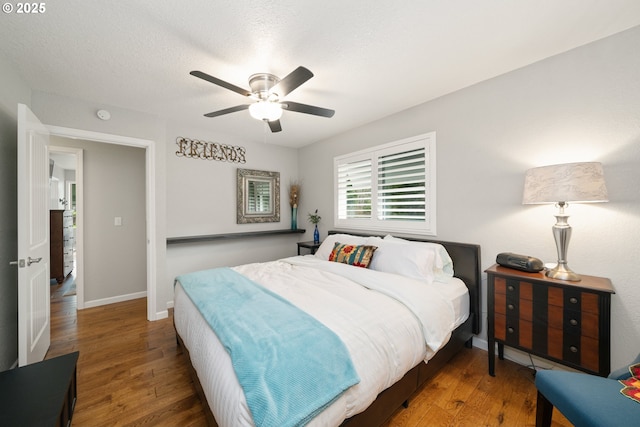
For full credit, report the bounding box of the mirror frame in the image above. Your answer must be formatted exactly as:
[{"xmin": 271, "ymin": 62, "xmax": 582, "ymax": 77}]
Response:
[{"xmin": 237, "ymin": 168, "xmax": 280, "ymax": 224}]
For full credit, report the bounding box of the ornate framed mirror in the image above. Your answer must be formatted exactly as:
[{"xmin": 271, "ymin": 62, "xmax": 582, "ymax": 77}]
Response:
[{"xmin": 237, "ymin": 168, "xmax": 280, "ymax": 223}]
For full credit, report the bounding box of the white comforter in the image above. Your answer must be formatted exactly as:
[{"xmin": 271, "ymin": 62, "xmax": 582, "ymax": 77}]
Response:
[{"xmin": 173, "ymin": 256, "xmax": 468, "ymax": 427}]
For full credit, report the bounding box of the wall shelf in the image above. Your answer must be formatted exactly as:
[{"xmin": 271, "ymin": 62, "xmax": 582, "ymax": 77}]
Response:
[{"xmin": 166, "ymin": 229, "xmax": 306, "ymax": 245}]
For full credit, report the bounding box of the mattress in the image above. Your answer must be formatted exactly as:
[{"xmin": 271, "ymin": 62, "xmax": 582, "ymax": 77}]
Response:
[
  {"xmin": 174, "ymin": 256, "xmax": 469, "ymax": 427},
  {"xmin": 430, "ymin": 276, "xmax": 470, "ymax": 330}
]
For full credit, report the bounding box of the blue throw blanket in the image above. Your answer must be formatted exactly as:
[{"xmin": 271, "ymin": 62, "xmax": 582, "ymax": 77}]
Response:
[{"xmin": 176, "ymin": 267, "xmax": 360, "ymax": 427}]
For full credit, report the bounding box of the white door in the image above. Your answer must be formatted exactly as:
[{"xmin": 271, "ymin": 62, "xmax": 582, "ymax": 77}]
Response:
[{"xmin": 16, "ymin": 103, "xmax": 51, "ymax": 366}]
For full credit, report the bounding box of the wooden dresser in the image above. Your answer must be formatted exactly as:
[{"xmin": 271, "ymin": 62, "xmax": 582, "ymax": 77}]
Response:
[
  {"xmin": 50, "ymin": 209, "xmax": 74, "ymax": 283},
  {"xmin": 486, "ymin": 264, "xmax": 614, "ymax": 377}
]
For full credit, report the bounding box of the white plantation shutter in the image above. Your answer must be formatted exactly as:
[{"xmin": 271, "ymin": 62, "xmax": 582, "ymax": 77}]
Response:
[
  {"xmin": 377, "ymin": 146, "xmax": 426, "ymax": 221},
  {"xmin": 334, "ymin": 133, "xmax": 436, "ymax": 235}
]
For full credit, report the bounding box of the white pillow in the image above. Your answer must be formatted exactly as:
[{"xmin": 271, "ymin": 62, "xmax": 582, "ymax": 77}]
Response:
[
  {"xmin": 366, "ymin": 238, "xmax": 437, "ymax": 282},
  {"xmin": 314, "ymin": 233, "xmax": 369, "ymax": 260},
  {"xmin": 369, "ymin": 235, "xmax": 454, "ymax": 281}
]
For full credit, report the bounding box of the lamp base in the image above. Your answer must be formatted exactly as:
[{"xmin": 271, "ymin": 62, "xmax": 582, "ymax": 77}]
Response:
[
  {"xmin": 547, "ymin": 204, "xmax": 581, "ymax": 282},
  {"xmin": 546, "ymin": 263, "xmax": 581, "ymax": 281}
]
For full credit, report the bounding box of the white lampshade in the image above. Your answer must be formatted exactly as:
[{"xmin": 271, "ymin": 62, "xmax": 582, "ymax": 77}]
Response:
[
  {"xmin": 249, "ymin": 101, "xmax": 283, "ymax": 121},
  {"xmin": 522, "ymin": 162, "xmax": 608, "ymax": 205}
]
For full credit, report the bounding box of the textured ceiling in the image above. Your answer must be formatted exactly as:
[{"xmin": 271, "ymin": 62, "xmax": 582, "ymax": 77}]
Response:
[{"xmin": 1, "ymin": 0, "xmax": 639, "ymax": 147}]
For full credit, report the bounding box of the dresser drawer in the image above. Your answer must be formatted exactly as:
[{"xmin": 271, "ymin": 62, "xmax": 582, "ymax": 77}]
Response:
[
  {"xmin": 547, "ymin": 285, "xmax": 602, "ymax": 370},
  {"xmin": 493, "ymin": 277, "xmax": 534, "ymax": 349}
]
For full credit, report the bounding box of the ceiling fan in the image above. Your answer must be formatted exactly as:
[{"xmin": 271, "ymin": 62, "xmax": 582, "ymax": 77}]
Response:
[{"xmin": 190, "ymin": 66, "xmax": 335, "ymax": 133}]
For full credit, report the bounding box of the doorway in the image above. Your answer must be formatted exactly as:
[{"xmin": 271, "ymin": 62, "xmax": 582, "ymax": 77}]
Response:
[
  {"xmin": 48, "ymin": 148, "xmax": 80, "ymax": 306},
  {"xmin": 46, "ymin": 126, "xmax": 158, "ymax": 321}
]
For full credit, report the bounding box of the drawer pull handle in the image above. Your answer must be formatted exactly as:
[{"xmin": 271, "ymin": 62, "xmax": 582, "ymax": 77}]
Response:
[
  {"xmin": 507, "ymin": 327, "xmax": 514, "ymax": 334},
  {"xmin": 570, "ymin": 297, "xmax": 578, "ymax": 304},
  {"xmin": 570, "ymin": 346, "xmax": 578, "ymax": 353},
  {"xmin": 508, "ymin": 285, "xmax": 514, "ymax": 291},
  {"xmin": 507, "ymin": 304, "xmax": 514, "ymax": 310},
  {"xmin": 570, "ymin": 319, "xmax": 578, "ymax": 326}
]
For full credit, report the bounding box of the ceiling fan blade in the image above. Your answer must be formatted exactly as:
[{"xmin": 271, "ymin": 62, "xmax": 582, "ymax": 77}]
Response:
[
  {"xmin": 190, "ymin": 70, "xmax": 252, "ymax": 97},
  {"xmin": 268, "ymin": 119, "xmax": 282, "ymax": 133},
  {"xmin": 204, "ymin": 104, "xmax": 250, "ymax": 118},
  {"xmin": 281, "ymin": 101, "xmax": 335, "ymax": 118},
  {"xmin": 271, "ymin": 66, "xmax": 313, "ymax": 97}
]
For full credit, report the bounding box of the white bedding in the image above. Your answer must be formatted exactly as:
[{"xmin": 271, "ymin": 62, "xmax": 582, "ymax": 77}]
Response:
[{"xmin": 174, "ymin": 256, "xmax": 469, "ymax": 427}]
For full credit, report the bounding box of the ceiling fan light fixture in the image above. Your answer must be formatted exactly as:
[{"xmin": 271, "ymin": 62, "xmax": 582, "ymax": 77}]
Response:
[
  {"xmin": 249, "ymin": 101, "xmax": 283, "ymax": 121},
  {"xmin": 192, "ymin": 66, "xmax": 333, "ymax": 132}
]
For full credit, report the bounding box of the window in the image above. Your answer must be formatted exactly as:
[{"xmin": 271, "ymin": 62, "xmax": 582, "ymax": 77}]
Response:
[{"xmin": 334, "ymin": 132, "xmax": 436, "ymax": 235}]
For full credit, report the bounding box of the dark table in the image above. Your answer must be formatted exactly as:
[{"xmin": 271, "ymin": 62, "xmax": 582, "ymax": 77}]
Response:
[{"xmin": 0, "ymin": 351, "xmax": 79, "ymax": 427}]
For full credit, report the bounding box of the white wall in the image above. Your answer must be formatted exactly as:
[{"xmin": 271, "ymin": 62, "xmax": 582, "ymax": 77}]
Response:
[
  {"xmin": 0, "ymin": 53, "xmax": 31, "ymax": 370},
  {"xmin": 164, "ymin": 121, "xmax": 300, "ymax": 291},
  {"xmin": 298, "ymin": 26, "xmax": 640, "ymax": 369}
]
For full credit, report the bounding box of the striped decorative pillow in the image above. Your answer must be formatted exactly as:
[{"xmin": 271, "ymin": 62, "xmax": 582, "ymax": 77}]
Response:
[{"xmin": 328, "ymin": 242, "xmax": 378, "ymax": 268}]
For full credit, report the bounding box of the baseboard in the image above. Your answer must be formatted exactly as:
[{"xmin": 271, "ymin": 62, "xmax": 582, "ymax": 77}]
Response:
[
  {"xmin": 472, "ymin": 336, "xmax": 488, "ymax": 351},
  {"xmin": 154, "ymin": 310, "xmax": 169, "ymax": 320},
  {"xmin": 472, "ymin": 336, "xmax": 574, "ymax": 372},
  {"xmin": 82, "ymin": 291, "xmax": 147, "ymax": 309}
]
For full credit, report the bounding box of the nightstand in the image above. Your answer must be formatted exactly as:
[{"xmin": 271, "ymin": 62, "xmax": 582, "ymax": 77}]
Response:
[
  {"xmin": 297, "ymin": 240, "xmax": 321, "ymax": 255},
  {"xmin": 0, "ymin": 351, "xmax": 79, "ymax": 426},
  {"xmin": 486, "ymin": 264, "xmax": 614, "ymax": 377}
]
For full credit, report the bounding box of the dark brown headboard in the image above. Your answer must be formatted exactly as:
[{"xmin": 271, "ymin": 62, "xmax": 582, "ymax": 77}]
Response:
[{"xmin": 328, "ymin": 230, "xmax": 481, "ymax": 335}]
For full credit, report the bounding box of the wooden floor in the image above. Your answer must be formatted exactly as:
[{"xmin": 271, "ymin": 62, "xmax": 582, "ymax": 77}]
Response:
[{"xmin": 48, "ymin": 275, "xmax": 572, "ymax": 427}]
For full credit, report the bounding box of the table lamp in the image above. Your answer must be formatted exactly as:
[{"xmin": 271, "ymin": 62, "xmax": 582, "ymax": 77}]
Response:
[{"xmin": 522, "ymin": 162, "xmax": 608, "ymax": 281}]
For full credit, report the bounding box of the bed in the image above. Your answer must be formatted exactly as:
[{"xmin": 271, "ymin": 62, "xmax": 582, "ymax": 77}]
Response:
[{"xmin": 174, "ymin": 230, "xmax": 481, "ymax": 427}]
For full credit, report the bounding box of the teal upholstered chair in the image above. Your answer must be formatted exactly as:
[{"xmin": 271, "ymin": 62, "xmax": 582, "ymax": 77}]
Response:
[{"xmin": 535, "ymin": 353, "xmax": 640, "ymax": 427}]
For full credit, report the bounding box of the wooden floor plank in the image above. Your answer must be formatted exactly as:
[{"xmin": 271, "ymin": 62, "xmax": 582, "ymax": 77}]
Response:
[{"xmin": 48, "ymin": 274, "xmax": 572, "ymax": 426}]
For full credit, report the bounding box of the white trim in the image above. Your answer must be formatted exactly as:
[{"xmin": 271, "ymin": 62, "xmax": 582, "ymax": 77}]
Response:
[
  {"xmin": 47, "ymin": 126, "xmax": 153, "ymax": 148},
  {"xmin": 83, "ymin": 291, "xmax": 148, "ymax": 309},
  {"xmin": 334, "ymin": 132, "xmax": 437, "ymax": 236},
  {"xmin": 46, "ymin": 125, "xmax": 160, "ymax": 321}
]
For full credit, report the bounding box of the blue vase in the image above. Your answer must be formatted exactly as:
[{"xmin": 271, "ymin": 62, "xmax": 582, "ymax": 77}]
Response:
[
  {"xmin": 313, "ymin": 224, "xmax": 320, "ymax": 244},
  {"xmin": 291, "ymin": 207, "xmax": 298, "ymax": 230}
]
